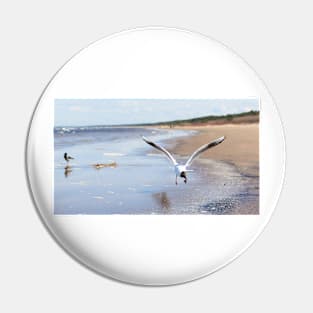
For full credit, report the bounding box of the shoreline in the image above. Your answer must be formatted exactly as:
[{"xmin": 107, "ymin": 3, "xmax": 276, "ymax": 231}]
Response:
[
  {"xmin": 54, "ymin": 124, "xmax": 259, "ymax": 214},
  {"xmin": 173, "ymin": 123, "xmax": 259, "ymax": 214},
  {"xmin": 160, "ymin": 123, "xmax": 259, "ymax": 214},
  {"xmin": 159, "ymin": 123, "xmax": 259, "ymax": 178}
]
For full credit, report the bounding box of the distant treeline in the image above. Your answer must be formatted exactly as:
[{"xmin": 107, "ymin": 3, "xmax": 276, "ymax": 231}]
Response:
[{"xmin": 133, "ymin": 110, "xmax": 259, "ymax": 126}]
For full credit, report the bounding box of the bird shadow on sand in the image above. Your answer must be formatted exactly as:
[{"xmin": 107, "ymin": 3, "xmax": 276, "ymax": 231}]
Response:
[{"xmin": 152, "ymin": 192, "xmax": 172, "ymax": 213}]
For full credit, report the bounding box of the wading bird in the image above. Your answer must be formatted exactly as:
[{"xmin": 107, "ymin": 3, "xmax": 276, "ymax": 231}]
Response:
[
  {"xmin": 64, "ymin": 152, "xmax": 74, "ymax": 163},
  {"xmin": 142, "ymin": 136, "xmax": 225, "ymax": 185}
]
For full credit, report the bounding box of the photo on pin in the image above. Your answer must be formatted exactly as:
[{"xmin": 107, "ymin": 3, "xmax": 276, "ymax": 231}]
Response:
[{"xmin": 54, "ymin": 98, "xmax": 259, "ymax": 215}]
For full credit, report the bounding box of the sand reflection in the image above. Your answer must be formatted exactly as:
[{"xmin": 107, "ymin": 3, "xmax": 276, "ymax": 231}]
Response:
[
  {"xmin": 153, "ymin": 192, "xmax": 171, "ymax": 212},
  {"xmin": 64, "ymin": 165, "xmax": 72, "ymax": 177}
]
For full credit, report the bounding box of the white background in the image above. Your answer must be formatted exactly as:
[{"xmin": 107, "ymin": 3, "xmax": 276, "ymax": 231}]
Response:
[{"xmin": 0, "ymin": 0, "xmax": 311, "ymax": 312}]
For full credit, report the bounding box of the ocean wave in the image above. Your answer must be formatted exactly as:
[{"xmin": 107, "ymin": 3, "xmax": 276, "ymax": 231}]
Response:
[
  {"xmin": 103, "ymin": 152, "xmax": 125, "ymax": 156},
  {"xmin": 146, "ymin": 153, "xmax": 163, "ymax": 157},
  {"xmin": 93, "ymin": 196, "xmax": 104, "ymax": 200},
  {"xmin": 54, "ymin": 126, "xmax": 147, "ymax": 135}
]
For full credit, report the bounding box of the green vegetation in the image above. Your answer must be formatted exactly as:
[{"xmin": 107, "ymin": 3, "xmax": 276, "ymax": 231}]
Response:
[{"xmin": 134, "ymin": 110, "xmax": 259, "ymax": 126}]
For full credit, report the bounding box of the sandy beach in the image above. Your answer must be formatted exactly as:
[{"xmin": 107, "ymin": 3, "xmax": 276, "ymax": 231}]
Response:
[
  {"xmin": 165, "ymin": 123, "xmax": 259, "ymax": 214},
  {"xmin": 54, "ymin": 121, "xmax": 259, "ymax": 214},
  {"xmin": 172, "ymin": 123, "xmax": 259, "ymax": 177},
  {"xmin": 139, "ymin": 121, "xmax": 260, "ymax": 215}
]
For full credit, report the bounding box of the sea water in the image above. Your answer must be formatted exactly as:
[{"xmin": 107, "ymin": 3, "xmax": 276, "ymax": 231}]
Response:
[{"xmin": 54, "ymin": 127, "xmax": 258, "ymax": 214}]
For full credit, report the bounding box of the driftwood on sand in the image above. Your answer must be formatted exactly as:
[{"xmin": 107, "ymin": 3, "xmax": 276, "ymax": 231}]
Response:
[{"xmin": 92, "ymin": 162, "xmax": 117, "ymax": 169}]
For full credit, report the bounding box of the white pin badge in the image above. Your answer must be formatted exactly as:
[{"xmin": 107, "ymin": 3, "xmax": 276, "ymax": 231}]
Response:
[{"xmin": 26, "ymin": 27, "xmax": 285, "ymax": 285}]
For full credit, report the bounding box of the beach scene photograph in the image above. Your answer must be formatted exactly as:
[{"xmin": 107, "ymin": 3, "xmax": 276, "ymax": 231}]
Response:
[{"xmin": 54, "ymin": 99, "xmax": 259, "ymax": 214}]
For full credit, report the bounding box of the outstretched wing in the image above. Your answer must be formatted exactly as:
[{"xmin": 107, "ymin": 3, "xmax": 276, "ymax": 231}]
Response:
[
  {"xmin": 185, "ymin": 136, "xmax": 225, "ymax": 167},
  {"xmin": 142, "ymin": 136, "xmax": 177, "ymax": 165}
]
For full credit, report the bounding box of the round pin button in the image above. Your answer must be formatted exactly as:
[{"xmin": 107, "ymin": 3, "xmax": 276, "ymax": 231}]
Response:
[{"xmin": 26, "ymin": 27, "xmax": 285, "ymax": 285}]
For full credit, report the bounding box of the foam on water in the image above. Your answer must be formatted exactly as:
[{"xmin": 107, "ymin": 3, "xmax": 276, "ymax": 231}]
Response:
[{"xmin": 103, "ymin": 152, "xmax": 125, "ymax": 156}]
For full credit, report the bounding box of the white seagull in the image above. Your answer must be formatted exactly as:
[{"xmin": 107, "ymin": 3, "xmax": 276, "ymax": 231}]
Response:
[{"xmin": 142, "ymin": 136, "xmax": 225, "ymax": 184}]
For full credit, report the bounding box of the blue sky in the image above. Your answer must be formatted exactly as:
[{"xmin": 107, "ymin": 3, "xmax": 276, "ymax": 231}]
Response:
[{"xmin": 54, "ymin": 98, "xmax": 259, "ymax": 126}]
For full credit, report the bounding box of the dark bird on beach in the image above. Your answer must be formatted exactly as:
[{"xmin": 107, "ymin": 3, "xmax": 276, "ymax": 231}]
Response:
[
  {"xmin": 64, "ymin": 152, "xmax": 74, "ymax": 163},
  {"xmin": 142, "ymin": 136, "xmax": 225, "ymax": 185}
]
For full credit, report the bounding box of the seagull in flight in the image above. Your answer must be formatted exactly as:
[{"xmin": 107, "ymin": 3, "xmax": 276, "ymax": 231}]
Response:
[
  {"xmin": 142, "ymin": 136, "xmax": 225, "ymax": 184},
  {"xmin": 64, "ymin": 152, "xmax": 74, "ymax": 163}
]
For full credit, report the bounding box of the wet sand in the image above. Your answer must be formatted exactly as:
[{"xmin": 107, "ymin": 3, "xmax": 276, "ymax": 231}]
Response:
[
  {"xmin": 54, "ymin": 124, "xmax": 259, "ymax": 214},
  {"xmin": 164, "ymin": 123, "xmax": 259, "ymax": 214}
]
